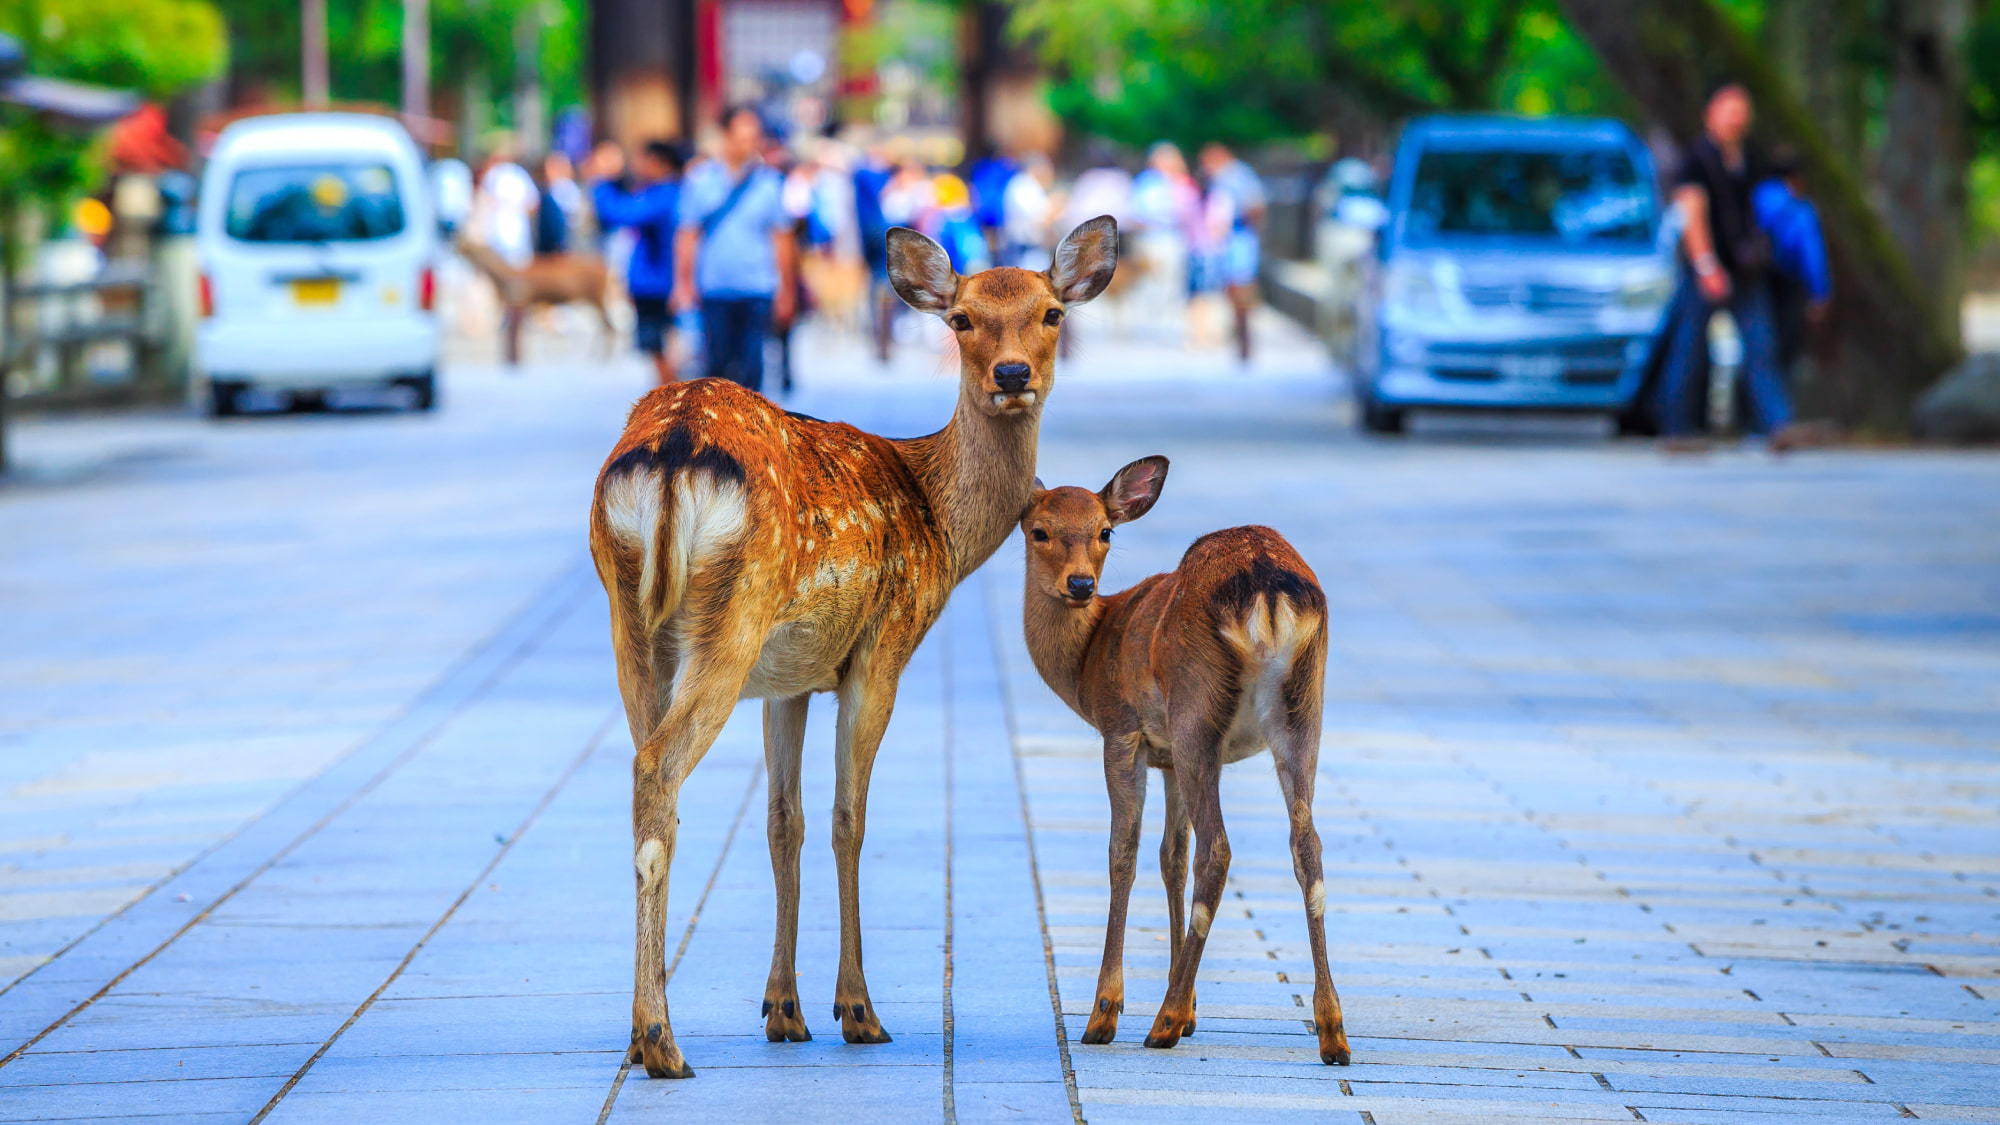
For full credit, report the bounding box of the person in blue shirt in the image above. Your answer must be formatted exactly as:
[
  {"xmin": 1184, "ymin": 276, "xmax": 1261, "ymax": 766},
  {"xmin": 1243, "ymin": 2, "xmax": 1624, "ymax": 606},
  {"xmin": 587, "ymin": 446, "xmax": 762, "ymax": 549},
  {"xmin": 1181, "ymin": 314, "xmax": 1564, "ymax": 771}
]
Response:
[
  {"xmin": 673, "ymin": 106, "xmax": 798, "ymax": 395},
  {"xmin": 1752, "ymin": 148, "xmax": 1832, "ymax": 382},
  {"xmin": 590, "ymin": 140, "xmax": 686, "ymax": 386}
]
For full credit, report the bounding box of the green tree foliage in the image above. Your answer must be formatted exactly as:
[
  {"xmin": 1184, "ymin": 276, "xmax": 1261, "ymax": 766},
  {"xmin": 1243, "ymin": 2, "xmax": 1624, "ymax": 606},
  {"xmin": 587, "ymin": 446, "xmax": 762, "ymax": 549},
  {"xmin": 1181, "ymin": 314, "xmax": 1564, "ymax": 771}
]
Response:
[
  {"xmin": 0, "ymin": 0, "xmax": 225, "ymax": 254},
  {"xmin": 212, "ymin": 0, "xmax": 586, "ymax": 129},
  {"xmin": 1008, "ymin": 0, "xmax": 1616, "ymax": 151}
]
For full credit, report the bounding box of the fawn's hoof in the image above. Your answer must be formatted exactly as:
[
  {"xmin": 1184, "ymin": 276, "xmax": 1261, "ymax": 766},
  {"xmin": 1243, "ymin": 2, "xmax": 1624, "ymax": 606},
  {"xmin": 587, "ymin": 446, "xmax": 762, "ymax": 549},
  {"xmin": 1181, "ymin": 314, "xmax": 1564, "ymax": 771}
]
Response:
[
  {"xmin": 836, "ymin": 1001, "xmax": 892, "ymax": 1044},
  {"xmin": 762, "ymin": 996, "xmax": 811, "ymax": 1043},
  {"xmin": 1143, "ymin": 1010, "xmax": 1188, "ymax": 1050},
  {"xmin": 1081, "ymin": 996, "xmax": 1121, "ymax": 1044},
  {"xmin": 630, "ymin": 1023, "xmax": 694, "ymax": 1079},
  {"xmin": 1320, "ymin": 1022, "xmax": 1352, "ymax": 1065}
]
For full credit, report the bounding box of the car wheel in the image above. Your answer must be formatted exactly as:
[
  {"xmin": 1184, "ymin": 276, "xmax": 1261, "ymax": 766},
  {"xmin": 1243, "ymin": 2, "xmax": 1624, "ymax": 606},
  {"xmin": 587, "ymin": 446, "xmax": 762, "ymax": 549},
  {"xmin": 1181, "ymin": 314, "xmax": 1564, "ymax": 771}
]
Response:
[
  {"xmin": 1359, "ymin": 395, "xmax": 1406, "ymax": 434},
  {"xmin": 404, "ymin": 370, "xmax": 438, "ymax": 412},
  {"xmin": 207, "ymin": 380, "xmax": 245, "ymax": 418}
]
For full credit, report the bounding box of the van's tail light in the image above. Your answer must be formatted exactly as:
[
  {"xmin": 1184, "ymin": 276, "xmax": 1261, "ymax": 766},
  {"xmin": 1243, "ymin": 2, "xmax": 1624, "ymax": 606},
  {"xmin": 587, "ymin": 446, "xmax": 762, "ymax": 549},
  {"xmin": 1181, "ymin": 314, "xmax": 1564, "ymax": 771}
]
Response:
[
  {"xmin": 417, "ymin": 266, "xmax": 436, "ymax": 312},
  {"xmin": 198, "ymin": 273, "xmax": 214, "ymax": 318}
]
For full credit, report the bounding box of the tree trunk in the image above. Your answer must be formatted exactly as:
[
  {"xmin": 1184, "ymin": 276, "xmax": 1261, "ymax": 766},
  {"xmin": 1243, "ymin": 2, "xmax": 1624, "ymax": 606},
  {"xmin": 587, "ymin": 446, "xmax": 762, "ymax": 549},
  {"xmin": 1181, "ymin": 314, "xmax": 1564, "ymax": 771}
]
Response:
[{"xmin": 1557, "ymin": 0, "xmax": 1965, "ymax": 432}]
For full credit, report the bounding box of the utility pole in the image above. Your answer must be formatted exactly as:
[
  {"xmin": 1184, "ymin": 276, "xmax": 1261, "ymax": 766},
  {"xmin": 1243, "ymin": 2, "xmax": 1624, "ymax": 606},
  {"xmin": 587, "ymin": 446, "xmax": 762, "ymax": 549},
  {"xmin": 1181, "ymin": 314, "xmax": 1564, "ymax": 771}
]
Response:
[
  {"xmin": 402, "ymin": 0, "xmax": 430, "ymax": 132},
  {"xmin": 513, "ymin": 3, "xmax": 544, "ymax": 156},
  {"xmin": 302, "ymin": 0, "xmax": 329, "ymax": 107}
]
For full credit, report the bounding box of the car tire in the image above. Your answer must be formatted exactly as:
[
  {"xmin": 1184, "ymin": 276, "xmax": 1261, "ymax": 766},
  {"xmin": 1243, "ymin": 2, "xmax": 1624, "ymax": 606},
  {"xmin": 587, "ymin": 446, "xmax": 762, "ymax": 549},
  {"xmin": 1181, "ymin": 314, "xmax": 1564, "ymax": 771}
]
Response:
[
  {"xmin": 207, "ymin": 380, "xmax": 245, "ymax": 418},
  {"xmin": 1359, "ymin": 395, "xmax": 1406, "ymax": 434},
  {"xmin": 406, "ymin": 370, "xmax": 438, "ymax": 412}
]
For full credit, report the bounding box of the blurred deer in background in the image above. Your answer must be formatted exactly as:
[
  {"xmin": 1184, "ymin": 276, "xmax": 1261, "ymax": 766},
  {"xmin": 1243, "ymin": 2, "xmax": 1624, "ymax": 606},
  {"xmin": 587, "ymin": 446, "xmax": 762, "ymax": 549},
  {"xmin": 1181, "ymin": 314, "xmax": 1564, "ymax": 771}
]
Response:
[
  {"xmin": 1016, "ymin": 457, "xmax": 1350, "ymax": 1066},
  {"xmin": 588, "ymin": 217, "xmax": 1118, "ymax": 1078},
  {"xmin": 455, "ymin": 236, "xmax": 615, "ymax": 364}
]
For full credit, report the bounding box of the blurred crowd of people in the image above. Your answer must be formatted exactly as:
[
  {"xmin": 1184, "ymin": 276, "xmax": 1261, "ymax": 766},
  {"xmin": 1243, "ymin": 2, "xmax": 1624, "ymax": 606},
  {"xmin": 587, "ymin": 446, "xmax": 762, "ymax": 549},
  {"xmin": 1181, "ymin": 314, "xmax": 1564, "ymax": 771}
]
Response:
[{"xmin": 452, "ymin": 105, "xmax": 1275, "ymax": 394}]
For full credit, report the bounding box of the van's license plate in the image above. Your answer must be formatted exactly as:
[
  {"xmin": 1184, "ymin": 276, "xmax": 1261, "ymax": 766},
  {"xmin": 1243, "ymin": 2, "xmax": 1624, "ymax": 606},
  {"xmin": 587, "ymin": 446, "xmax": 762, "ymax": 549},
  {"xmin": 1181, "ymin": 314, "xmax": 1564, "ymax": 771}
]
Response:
[
  {"xmin": 1498, "ymin": 354, "xmax": 1563, "ymax": 381},
  {"xmin": 292, "ymin": 278, "xmax": 341, "ymax": 306}
]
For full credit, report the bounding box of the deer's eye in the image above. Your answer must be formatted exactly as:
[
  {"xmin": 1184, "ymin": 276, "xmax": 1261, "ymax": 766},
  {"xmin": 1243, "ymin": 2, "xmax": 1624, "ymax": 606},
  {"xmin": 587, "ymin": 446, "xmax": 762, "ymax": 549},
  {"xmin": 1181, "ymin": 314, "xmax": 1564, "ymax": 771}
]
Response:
[
  {"xmin": 1030, "ymin": 528, "xmax": 1049, "ymax": 542},
  {"xmin": 949, "ymin": 313, "xmax": 973, "ymax": 332},
  {"xmin": 1043, "ymin": 308, "xmax": 1064, "ymax": 326},
  {"xmin": 1099, "ymin": 528, "xmax": 1112, "ymax": 543}
]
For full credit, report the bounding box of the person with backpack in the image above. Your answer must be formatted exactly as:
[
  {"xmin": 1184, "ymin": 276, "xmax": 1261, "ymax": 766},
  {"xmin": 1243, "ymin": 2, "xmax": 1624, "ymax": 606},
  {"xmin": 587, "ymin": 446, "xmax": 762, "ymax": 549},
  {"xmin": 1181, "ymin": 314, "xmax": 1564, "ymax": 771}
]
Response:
[
  {"xmin": 1753, "ymin": 147, "xmax": 1832, "ymax": 383},
  {"xmin": 673, "ymin": 105, "xmax": 798, "ymax": 394},
  {"xmin": 589, "ymin": 140, "xmax": 686, "ymax": 386}
]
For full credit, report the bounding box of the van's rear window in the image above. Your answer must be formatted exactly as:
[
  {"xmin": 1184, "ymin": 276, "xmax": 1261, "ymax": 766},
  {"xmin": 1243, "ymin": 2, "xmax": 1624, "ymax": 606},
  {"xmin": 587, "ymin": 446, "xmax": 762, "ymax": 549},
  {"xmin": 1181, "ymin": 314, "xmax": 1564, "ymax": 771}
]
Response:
[{"xmin": 225, "ymin": 163, "xmax": 405, "ymax": 242}]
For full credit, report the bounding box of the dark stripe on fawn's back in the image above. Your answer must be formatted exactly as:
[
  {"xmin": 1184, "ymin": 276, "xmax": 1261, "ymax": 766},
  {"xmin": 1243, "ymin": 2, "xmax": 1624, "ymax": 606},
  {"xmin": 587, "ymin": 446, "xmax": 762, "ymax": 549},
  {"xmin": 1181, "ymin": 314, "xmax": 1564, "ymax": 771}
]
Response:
[{"xmin": 1209, "ymin": 555, "xmax": 1326, "ymax": 616}]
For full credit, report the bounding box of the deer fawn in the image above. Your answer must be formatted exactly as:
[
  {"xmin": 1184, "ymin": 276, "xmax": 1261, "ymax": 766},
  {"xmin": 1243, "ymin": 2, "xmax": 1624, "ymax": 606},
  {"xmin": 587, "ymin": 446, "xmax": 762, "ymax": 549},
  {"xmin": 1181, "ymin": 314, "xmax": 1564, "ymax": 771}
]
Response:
[
  {"xmin": 1017, "ymin": 457, "xmax": 1350, "ymax": 1065},
  {"xmin": 588, "ymin": 217, "xmax": 1118, "ymax": 1078}
]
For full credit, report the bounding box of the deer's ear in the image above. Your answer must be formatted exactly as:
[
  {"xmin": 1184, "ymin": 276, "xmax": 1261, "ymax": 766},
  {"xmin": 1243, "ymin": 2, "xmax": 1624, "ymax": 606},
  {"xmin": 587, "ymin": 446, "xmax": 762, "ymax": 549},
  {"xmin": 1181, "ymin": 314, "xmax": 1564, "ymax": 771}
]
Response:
[
  {"xmin": 1048, "ymin": 215, "xmax": 1118, "ymax": 305},
  {"xmin": 1101, "ymin": 455, "xmax": 1168, "ymax": 525},
  {"xmin": 886, "ymin": 227, "xmax": 957, "ymax": 313},
  {"xmin": 1032, "ymin": 476, "xmax": 1046, "ymax": 491}
]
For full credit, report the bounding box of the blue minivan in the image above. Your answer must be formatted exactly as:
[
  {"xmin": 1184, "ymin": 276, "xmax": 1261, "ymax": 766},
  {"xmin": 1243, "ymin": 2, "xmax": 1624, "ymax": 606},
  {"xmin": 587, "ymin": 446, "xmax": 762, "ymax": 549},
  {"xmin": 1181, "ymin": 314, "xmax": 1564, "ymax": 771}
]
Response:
[{"xmin": 1353, "ymin": 115, "xmax": 1672, "ymax": 432}]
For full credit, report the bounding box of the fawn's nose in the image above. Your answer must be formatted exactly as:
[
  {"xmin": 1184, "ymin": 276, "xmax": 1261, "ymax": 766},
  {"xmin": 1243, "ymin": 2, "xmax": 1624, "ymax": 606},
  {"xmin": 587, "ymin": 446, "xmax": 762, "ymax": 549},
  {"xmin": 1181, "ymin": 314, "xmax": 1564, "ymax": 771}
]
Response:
[
  {"xmin": 1065, "ymin": 575, "xmax": 1095, "ymax": 600},
  {"xmin": 993, "ymin": 363, "xmax": 1032, "ymax": 393}
]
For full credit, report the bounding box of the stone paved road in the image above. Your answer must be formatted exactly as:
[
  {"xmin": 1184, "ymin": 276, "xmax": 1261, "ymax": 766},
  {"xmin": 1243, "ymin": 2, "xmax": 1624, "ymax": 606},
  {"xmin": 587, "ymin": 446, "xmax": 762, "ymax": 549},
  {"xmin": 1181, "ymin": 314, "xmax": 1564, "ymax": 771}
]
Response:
[{"xmin": 2, "ymin": 310, "xmax": 1998, "ymax": 1123}]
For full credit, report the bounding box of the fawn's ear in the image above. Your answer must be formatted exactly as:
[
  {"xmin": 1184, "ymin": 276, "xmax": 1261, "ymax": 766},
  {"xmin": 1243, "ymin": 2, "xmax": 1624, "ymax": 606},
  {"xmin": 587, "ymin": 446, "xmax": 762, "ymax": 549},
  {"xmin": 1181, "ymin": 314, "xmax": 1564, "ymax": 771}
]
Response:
[
  {"xmin": 1101, "ymin": 456, "xmax": 1168, "ymax": 525},
  {"xmin": 886, "ymin": 227, "xmax": 958, "ymax": 313},
  {"xmin": 1048, "ymin": 215, "xmax": 1118, "ymax": 305},
  {"xmin": 1019, "ymin": 478, "xmax": 1048, "ymax": 522}
]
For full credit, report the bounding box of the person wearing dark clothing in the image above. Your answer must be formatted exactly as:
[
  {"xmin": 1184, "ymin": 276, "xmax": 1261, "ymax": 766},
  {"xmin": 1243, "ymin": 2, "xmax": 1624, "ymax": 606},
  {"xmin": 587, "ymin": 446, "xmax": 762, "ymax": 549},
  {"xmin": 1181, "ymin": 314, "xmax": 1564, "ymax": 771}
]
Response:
[
  {"xmin": 1652, "ymin": 83, "xmax": 1807, "ymax": 448},
  {"xmin": 590, "ymin": 140, "xmax": 685, "ymax": 385},
  {"xmin": 1753, "ymin": 150, "xmax": 1832, "ymax": 378}
]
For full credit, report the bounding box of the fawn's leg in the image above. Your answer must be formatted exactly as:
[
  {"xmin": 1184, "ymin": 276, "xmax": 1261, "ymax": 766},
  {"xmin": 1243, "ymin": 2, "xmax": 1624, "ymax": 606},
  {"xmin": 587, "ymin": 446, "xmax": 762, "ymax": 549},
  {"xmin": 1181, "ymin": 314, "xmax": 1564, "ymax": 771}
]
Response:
[
  {"xmin": 1270, "ymin": 711, "xmax": 1350, "ymax": 1064},
  {"xmin": 829, "ymin": 649, "xmax": 905, "ymax": 1044},
  {"xmin": 628, "ymin": 646, "xmax": 758, "ymax": 1079},
  {"xmin": 761, "ymin": 693, "xmax": 812, "ymax": 1042},
  {"xmin": 1158, "ymin": 769, "xmax": 1196, "ymax": 1036},
  {"xmin": 1082, "ymin": 730, "xmax": 1148, "ymax": 1044},
  {"xmin": 1147, "ymin": 718, "xmax": 1228, "ymax": 1050}
]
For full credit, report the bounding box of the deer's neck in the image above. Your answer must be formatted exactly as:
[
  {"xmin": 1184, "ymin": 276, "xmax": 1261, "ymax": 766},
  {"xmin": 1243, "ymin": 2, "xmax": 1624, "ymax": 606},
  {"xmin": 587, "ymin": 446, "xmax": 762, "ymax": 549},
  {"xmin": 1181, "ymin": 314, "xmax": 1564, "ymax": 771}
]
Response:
[
  {"xmin": 904, "ymin": 393, "xmax": 1041, "ymax": 583},
  {"xmin": 1021, "ymin": 584, "xmax": 1103, "ymax": 716}
]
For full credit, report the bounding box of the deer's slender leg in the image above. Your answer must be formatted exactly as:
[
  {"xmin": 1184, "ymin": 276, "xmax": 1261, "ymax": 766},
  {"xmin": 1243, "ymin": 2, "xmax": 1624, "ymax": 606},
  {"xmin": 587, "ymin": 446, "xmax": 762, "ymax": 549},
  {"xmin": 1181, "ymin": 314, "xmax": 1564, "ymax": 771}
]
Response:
[
  {"xmin": 1147, "ymin": 711, "xmax": 1229, "ymax": 1050},
  {"xmin": 629, "ymin": 644, "xmax": 758, "ymax": 1079},
  {"xmin": 1158, "ymin": 767, "xmax": 1196, "ymax": 1037},
  {"xmin": 1269, "ymin": 705, "xmax": 1349, "ymax": 1065},
  {"xmin": 761, "ymin": 693, "xmax": 812, "ymax": 1042},
  {"xmin": 829, "ymin": 647, "xmax": 904, "ymax": 1044},
  {"xmin": 1082, "ymin": 729, "xmax": 1147, "ymax": 1045}
]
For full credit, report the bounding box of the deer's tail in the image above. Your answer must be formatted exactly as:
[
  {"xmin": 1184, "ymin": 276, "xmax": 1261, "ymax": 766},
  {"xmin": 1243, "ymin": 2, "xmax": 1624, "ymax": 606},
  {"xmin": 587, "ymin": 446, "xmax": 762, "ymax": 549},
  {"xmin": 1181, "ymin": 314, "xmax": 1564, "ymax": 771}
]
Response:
[{"xmin": 594, "ymin": 427, "xmax": 751, "ymax": 633}]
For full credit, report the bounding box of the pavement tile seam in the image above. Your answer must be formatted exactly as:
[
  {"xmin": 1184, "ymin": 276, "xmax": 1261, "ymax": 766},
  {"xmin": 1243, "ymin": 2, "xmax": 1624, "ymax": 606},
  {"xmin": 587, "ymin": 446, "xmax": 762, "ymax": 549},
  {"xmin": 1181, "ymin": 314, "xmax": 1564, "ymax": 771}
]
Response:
[
  {"xmin": 245, "ymin": 715, "xmax": 616, "ymax": 1121},
  {"xmin": 0, "ymin": 562, "xmax": 595, "ymax": 1070}
]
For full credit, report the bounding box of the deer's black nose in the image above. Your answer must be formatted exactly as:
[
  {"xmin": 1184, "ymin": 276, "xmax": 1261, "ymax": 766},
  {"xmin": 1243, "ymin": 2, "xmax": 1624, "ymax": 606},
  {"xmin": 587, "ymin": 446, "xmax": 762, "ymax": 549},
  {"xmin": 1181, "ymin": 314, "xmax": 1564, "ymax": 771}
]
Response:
[
  {"xmin": 994, "ymin": 363, "xmax": 1032, "ymax": 393},
  {"xmin": 1066, "ymin": 575, "xmax": 1095, "ymax": 600}
]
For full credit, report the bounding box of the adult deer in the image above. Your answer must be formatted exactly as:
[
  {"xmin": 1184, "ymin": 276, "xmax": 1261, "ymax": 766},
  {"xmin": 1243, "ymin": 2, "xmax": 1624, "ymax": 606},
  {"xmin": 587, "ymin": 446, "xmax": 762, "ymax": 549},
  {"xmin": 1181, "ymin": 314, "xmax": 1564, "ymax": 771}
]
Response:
[
  {"xmin": 1016, "ymin": 458, "xmax": 1350, "ymax": 1065},
  {"xmin": 588, "ymin": 217, "xmax": 1117, "ymax": 1078}
]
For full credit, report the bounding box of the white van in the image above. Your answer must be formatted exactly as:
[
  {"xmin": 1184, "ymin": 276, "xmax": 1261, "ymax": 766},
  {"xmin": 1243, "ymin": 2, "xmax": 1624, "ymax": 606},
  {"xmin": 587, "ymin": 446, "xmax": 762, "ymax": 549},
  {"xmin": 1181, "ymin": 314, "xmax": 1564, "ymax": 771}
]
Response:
[{"xmin": 197, "ymin": 113, "xmax": 439, "ymax": 415}]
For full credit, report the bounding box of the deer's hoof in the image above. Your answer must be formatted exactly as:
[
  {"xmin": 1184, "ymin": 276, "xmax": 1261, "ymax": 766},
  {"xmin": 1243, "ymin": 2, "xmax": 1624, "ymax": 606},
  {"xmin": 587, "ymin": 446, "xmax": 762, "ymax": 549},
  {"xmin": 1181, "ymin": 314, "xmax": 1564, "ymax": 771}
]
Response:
[
  {"xmin": 631, "ymin": 1023, "xmax": 694, "ymax": 1079},
  {"xmin": 836, "ymin": 1001, "xmax": 892, "ymax": 1044},
  {"xmin": 1142, "ymin": 1011, "xmax": 1187, "ymax": 1050},
  {"xmin": 1319, "ymin": 1022, "xmax": 1352, "ymax": 1066},
  {"xmin": 1081, "ymin": 995, "xmax": 1121, "ymax": 1044},
  {"xmin": 762, "ymin": 996, "xmax": 811, "ymax": 1043}
]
